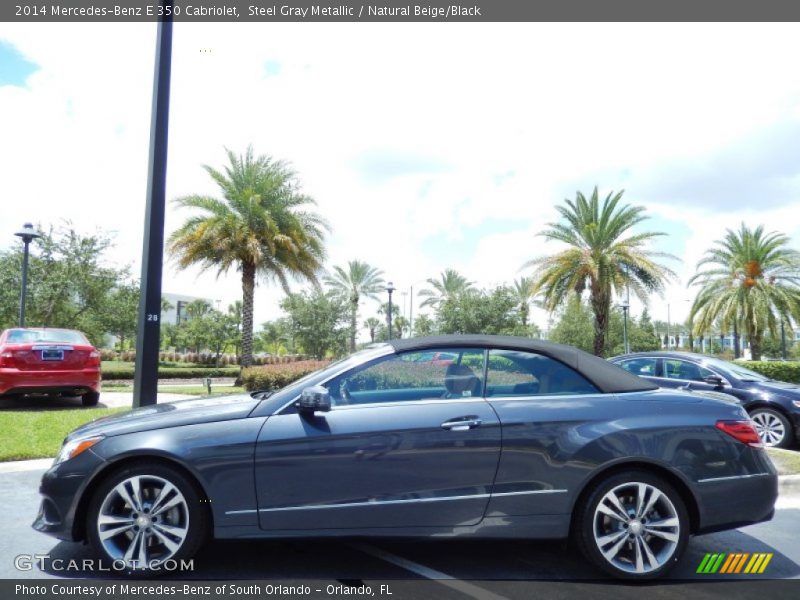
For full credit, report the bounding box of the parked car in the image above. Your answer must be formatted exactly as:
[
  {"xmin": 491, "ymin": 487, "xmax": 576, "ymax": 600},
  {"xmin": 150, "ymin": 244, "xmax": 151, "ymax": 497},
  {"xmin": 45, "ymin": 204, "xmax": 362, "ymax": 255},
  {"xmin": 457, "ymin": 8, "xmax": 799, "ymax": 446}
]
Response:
[
  {"xmin": 610, "ymin": 351, "xmax": 800, "ymax": 449},
  {"xmin": 0, "ymin": 328, "xmax": 101, "ymax": 406},
  {"xmin": 34, "ymin": 335, "xmax": 776, "ymax": 579}
]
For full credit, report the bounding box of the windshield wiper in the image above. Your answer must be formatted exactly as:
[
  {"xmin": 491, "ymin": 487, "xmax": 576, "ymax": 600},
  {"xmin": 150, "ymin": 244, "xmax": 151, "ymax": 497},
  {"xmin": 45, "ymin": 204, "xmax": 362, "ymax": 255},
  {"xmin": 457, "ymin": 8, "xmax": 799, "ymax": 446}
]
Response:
[{"xmin": 249, "ymin": 390, "xmax": 274, "ymax": 400}]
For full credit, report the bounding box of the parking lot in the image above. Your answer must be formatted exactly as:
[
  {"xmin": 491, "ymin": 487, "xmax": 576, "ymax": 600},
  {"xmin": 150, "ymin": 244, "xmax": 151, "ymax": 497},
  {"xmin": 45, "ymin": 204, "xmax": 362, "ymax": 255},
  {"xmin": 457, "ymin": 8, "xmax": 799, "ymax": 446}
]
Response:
[{"xmin": 2, "ymin": 464, "xmax": 799, "ymax": 599}]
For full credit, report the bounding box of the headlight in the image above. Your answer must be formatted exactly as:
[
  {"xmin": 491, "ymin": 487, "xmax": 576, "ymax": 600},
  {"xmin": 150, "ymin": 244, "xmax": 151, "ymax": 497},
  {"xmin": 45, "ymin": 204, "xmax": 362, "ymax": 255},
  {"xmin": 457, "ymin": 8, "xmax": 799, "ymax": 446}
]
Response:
[
  {"xmin": 54, "ymin": 436, "xmax": 104, "ymax": 466},
  {"xmin": 793, "ymin": 400, "xmax": 800, "ymax": 409}
]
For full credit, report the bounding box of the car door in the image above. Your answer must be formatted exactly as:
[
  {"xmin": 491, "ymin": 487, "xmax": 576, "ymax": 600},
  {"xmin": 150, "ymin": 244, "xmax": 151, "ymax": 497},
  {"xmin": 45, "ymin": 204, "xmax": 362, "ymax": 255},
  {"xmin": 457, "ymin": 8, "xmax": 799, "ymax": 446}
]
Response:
[
  {"xmin": 253, "ymin": 347, "xmax": 502, "ymax": 531},
  {"xmin": 654, "ymin": 358, "xmax": 722, "ymax": 392}
]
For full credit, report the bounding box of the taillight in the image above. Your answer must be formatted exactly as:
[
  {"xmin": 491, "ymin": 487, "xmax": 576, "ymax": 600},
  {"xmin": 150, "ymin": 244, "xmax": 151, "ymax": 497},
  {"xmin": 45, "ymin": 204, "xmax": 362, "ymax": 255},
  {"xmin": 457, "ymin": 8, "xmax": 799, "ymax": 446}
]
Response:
[
  {"xmin": 0, "ymin": 351, "xmax": 12, "ymax": 367},
  {"xmin": 87, "ymin": 350, "xmax": 101, "ymax": 367},
  {"xmin": 715, "ymin": 420, "xmax": 763, "ymax": 448}
]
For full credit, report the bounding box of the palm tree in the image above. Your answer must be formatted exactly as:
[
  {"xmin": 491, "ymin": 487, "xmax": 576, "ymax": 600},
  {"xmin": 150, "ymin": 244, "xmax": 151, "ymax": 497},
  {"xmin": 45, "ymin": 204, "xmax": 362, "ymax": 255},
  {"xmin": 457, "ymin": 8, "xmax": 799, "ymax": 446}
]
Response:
[
  {"xmin": 363, "ymin": 317, "xmax": 380, "ymax": 343},
  {"xmin": 324, "ymin": 260, "xmax": 385, "ymax": 352},
  {"xmin": 688, "ymin": 223, "xmax": 800, "ymax": 361},
  {"xmin": 418, "ymin": 269, "xmax": 473, "ymax": 308},
  {"xmin": 511, "ymin": 276, "xmax": 539, "ymax": 327},
  {"xmin": 168, "ymin": 146, "xmax": 327, "ymax": 368},
  {"xmin": 525, "ymin": 187, "xmax": 676, "ymax": 357}
]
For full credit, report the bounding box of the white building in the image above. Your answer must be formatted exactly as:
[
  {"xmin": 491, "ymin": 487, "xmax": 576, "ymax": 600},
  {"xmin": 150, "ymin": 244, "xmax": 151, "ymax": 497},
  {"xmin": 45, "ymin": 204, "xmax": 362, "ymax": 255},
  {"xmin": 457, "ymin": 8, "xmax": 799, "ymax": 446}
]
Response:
[{"xmin": 161, "ymin": 293, "xmax": 218, "ymax": 326}]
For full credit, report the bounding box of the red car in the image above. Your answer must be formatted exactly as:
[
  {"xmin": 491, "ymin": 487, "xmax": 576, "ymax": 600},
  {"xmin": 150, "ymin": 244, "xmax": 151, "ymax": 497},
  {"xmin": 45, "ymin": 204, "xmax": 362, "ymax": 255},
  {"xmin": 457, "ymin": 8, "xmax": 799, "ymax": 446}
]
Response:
[{"xmin": 0, "ymin": 328, "xmax": 101, "ymax": 406}]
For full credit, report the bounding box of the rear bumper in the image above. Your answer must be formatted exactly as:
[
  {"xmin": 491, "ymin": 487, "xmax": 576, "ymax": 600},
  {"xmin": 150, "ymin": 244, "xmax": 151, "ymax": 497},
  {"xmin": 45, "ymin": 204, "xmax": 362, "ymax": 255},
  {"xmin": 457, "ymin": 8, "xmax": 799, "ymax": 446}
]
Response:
[
  {"xmin": 694, "ymin": 472, "xmax": 778, "ymax": 534},
  {"xmin": 0, "ymin": 367, "xmax": 100, "ymax": 395}
]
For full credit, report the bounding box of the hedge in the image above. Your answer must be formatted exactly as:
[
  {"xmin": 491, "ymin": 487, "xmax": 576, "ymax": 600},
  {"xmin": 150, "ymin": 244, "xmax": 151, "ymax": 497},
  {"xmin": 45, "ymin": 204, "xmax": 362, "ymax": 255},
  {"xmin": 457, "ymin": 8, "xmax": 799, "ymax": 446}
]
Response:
[
  {"xmin": 102, "ymin": 366, "xmax": 241, "ymax": 380},
  {"xmin": 241, "ymin": 361, "xmax": 331, "ymax": 391},
  {"xmin": 733, "ymin": 360, "xmax": 800, "ymax": 383}
]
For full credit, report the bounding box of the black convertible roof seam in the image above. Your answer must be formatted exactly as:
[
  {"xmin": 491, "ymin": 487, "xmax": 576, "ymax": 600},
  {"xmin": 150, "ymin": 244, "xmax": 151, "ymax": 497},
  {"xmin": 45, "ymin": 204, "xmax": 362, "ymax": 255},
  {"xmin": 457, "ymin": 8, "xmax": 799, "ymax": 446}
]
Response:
[{"xmin": 387, "ymin": 335, "xmax": 658, "ymax": 394}]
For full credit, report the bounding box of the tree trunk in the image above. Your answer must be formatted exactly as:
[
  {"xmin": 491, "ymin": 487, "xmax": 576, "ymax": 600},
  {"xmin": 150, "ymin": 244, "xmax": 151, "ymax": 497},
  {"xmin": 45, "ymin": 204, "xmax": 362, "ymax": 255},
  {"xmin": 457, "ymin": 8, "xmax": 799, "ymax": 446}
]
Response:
[
  {"xmin": 749, "ymin": 333, "xmax": 763, "ymax": 361},
  {"xmin": 590, "ymin": 290, "xmax": 609, "ymax": 357},
  {"xmin": 733, "ymin": 322, "xmax": 740, "ymax": 359},
  {"xmin": 349, "ymin": 300, "xmax": 357, "ymax": 353},
  {"xmin": 240, "ymin": 263, "xmax": 256, "ymax": 369}
]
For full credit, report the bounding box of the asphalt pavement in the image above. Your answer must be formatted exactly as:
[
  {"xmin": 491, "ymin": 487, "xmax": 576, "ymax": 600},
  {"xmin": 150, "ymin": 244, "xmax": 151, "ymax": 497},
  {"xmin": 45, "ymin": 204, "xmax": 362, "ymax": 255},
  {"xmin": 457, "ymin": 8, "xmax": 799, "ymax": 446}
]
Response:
[{"xmin": 1, "ymin": 464, "xmax": 799, "ymax": 599}]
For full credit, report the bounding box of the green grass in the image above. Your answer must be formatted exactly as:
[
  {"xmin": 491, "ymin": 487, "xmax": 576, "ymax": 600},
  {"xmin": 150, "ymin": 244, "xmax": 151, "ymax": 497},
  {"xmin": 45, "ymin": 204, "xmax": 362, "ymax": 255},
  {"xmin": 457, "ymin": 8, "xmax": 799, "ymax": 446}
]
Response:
[
  {"xmin": 767, "ymin": 447, "xmax": 800, "ymax": 476},
  {"xmin": 102, "ymin": 384, "xmax": 244, "ymax": 396},
  {"xmin": 0, "ymin": 407, "xmax": 128, "ymax": 462}
]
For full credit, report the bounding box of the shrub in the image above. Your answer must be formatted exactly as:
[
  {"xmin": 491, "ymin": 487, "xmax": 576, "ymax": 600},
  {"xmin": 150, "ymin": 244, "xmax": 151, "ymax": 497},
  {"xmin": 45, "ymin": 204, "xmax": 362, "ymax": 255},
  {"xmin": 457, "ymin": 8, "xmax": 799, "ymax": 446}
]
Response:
[
  {"xmin": 101, "ymin": 366, "xmax": 241, "ymax": 380},
  {"xmin": 733, "ymin": 360, "xmax": 800, "ymax": 383},
  {"xmin": 241, "ymin": 361, "xmax": 331, "ymax": 391},
  {"xmin": 99, "ymin": 349, "xmax": 118, "ymax": 361}
]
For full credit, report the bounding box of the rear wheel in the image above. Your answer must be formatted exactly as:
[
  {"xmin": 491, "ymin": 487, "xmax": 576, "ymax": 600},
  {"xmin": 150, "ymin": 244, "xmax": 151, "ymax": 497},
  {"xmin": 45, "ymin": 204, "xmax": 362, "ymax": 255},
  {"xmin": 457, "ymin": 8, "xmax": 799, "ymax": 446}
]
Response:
[
  {"xmin": 82, "ymin": 391, "xmax": 100, "ymax": 407},
  {"xmin": 575, "ymin": 471, "xmax": 689, "ymax": 579},
  {"xmin": 86, "ymin": 462, "xmax": 209, "ymax": 576},
  {"xmin": 750, "ymin": 408, "xmax": 792, "ymax": 448}
]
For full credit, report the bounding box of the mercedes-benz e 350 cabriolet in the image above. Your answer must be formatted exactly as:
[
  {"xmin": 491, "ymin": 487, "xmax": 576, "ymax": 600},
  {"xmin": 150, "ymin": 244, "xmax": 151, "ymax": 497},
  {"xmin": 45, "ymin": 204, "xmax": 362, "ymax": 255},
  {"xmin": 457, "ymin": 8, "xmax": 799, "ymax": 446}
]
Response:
[{"xmin": 34, "ymin": 335, "xmax": 777, "ymax": 579}]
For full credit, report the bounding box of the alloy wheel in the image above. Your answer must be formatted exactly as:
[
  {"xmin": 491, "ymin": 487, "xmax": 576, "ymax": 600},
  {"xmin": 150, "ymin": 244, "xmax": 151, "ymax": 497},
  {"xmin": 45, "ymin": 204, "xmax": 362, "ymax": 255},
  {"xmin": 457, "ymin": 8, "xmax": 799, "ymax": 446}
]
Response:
[
  {"xmin": 96, "ymin": 474, "xmax": 189, "ymax": 569},
  {"xmin": 751, "ymin": 411, "xmax": 786, "ymax": 447},
  {"xmin": 592, "ymin": 481, "xmax": 680, "ymax": 575}
]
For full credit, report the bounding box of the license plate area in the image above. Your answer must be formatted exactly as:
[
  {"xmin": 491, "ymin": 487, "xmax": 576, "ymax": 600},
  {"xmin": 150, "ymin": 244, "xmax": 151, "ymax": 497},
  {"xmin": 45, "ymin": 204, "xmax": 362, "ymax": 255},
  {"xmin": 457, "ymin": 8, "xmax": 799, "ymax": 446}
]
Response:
[{"xmin": 41, "ymin": 349, "xmax": 65, "ymax": 361}]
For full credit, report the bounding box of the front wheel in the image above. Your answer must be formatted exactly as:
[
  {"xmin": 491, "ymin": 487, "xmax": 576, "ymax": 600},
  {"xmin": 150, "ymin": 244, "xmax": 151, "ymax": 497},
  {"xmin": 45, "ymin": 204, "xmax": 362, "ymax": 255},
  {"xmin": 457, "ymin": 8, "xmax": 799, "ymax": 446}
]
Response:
[
  {"xmin": 575, "ymin": 471, "xmax": 689, "ymax": 579},
  {"xmin": 86, "ymin": 462, "xmax": 209, "ymax": 575}
]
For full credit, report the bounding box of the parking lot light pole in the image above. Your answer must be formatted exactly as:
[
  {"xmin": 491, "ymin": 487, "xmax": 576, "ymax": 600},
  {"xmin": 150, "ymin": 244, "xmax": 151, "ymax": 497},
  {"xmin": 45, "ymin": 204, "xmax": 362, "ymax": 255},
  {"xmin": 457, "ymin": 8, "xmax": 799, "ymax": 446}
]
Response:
[
  {"xmin": 621, "ymin": 299, "xmax": 630, "ymax": 354},
  {"xmin": 14, "ymin": 223, "xmax": 42, "ymax": 327},
  {"xmin": 386, "ymin": 282, "xmax": 396, "ymax": 340},
  {"xmin": 133, "ymin": 9, "xmax": 173, "ymax": 408}
]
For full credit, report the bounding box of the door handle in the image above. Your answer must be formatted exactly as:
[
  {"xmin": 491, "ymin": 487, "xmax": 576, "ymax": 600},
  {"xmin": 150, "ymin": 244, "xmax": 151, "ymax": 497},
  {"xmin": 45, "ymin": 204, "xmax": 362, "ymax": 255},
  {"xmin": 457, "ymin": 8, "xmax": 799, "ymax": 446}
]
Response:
[{"xmin": 441, "ymin": 417, "xmax": 482, "ymax": 431}]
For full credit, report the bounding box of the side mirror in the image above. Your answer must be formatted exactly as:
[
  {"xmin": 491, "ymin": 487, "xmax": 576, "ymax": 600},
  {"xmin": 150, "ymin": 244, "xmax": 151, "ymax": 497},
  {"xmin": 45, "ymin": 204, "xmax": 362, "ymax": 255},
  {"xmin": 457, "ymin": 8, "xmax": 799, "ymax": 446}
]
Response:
[
  {"xmin": 703, "ymin": 375, "xmax": 724, "ymax": 387},
  {"xmin": 296, "ymin": 385, "xmax": 331, "ymax": 413}
]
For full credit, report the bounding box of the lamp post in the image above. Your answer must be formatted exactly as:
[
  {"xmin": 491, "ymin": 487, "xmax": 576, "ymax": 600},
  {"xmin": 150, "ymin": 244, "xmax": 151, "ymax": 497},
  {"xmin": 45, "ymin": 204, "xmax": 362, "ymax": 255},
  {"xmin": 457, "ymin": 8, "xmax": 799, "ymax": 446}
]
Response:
[
  {"xmin": 386, "ymin": 281, "xmax": 396, "ymax": 340},
  {"xmin": 620, "ymin": 299, "xmax": 630, "ymax": 354},
  {"xmin": 781, "ymin": 318, "xmax": 787, "ymax": 360},
  {"xmin": 667, "ymin": 303, "xmax": 671, "ymax": 350},
  {"xmin": 14, "ymin": 223, "xmax": 42, "ymax": 327}
]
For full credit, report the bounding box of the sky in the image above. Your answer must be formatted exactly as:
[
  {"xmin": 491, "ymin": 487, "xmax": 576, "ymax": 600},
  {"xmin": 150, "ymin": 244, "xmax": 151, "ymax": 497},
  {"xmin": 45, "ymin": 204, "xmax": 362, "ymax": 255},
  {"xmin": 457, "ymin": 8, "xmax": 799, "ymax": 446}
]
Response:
[{"xmin": 1, "ymin": 22, "xmax": 800, "ymax": 340}]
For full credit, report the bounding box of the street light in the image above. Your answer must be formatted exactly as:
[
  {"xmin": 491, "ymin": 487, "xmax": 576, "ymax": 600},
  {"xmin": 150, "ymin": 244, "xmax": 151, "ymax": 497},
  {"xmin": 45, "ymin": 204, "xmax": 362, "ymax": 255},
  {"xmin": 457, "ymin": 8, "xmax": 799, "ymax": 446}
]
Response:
[
  {"xmin": 386, "ymin": 281, "xmax": 396, "ymax": 340},
  {"xmin": 619, "ymin": 299, "xmax": 630, "ymax": 354},
  {"xmin": 14, "ymin": 222, "xmax": 42, "ymax": 327}
]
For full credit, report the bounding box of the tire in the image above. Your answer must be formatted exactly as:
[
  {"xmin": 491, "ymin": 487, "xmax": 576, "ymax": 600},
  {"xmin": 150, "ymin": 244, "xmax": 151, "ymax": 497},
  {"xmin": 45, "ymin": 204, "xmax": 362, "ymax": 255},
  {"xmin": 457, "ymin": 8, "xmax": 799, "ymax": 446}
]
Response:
[
  {"xmin": 86, "ymin": 462, "xmax": 209, "ymax": 576},
  {"xmin": 82, "ymin": 392, "xmax": 100, "ymax": 407},
  {"xmin": 749, "ymin": 408, "xmax": 793, "ymax": 448},
  {"xmin": 574, "ymin": 470, "xmax": 689, "ymax": 580}
]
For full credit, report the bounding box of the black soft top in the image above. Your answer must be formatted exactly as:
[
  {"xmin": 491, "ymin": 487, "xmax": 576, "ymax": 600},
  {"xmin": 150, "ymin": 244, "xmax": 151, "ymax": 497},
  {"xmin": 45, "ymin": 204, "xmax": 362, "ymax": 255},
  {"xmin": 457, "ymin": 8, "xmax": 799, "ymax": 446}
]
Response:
[{"xmin": 388, "ymin": 335, "xmax": 658, "ymax": 394}]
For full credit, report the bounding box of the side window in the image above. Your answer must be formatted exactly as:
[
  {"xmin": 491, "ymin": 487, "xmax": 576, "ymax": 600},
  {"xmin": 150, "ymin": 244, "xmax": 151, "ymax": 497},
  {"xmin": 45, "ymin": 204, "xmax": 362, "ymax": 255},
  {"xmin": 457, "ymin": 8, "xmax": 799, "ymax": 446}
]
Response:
[
  {"xmin": 619, "ymin": 358, "xmax": 658, "ymax": 376},
  {"xmin": 486, "ymin": 349, "xmax": 598, "ymax": 397},
  {"xmin": 324, "ymin": 348, "xmax": 486, "ymax": 406},
  {"xmin": 663, "ymin": 359, "xmax": 706, "ymax": 382}
]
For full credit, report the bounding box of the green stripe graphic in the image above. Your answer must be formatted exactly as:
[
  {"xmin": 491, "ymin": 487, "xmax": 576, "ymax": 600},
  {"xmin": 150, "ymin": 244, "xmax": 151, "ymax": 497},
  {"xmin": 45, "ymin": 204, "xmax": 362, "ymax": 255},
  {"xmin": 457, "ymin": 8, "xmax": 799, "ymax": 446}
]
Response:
[
  {"xmin": 709, "ymin": 553, "xmax": 726, "ymax": 573},
  {"xmin": 697, "ymin": 554, "xmax": 713, "ymax": 573}
]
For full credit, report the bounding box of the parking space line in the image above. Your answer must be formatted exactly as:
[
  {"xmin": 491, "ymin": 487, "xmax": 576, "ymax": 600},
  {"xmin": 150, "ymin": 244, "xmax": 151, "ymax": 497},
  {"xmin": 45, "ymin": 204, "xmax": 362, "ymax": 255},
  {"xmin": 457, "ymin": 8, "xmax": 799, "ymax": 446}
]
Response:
[{"xmin": 351, "ymin": 543, "xmax": 509, "ymax": 600}]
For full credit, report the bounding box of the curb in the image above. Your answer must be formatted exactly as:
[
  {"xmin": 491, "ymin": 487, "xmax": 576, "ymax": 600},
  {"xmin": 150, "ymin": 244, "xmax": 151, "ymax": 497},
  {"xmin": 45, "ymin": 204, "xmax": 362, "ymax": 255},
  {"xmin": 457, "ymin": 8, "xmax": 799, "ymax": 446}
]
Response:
[{"xmin": 779, "ymin": 474, "xmax": 800, "ymax": 492}]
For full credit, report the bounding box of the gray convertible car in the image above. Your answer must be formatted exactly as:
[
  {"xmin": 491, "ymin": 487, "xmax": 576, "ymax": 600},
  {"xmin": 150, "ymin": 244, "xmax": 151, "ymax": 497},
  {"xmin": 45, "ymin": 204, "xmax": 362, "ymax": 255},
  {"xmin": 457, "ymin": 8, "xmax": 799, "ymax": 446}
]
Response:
[{"xmin": 34, "ymin": 335, "xmax": 777, "ymax": 579}]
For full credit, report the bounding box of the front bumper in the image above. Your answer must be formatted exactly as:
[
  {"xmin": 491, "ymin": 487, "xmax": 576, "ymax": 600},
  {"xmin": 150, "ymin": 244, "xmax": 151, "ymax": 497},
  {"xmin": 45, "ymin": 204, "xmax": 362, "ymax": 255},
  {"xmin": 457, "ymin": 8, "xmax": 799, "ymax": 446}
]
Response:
[{"xmin": 32, "ymin": 448, "xmax": 107, "ymax": 541}]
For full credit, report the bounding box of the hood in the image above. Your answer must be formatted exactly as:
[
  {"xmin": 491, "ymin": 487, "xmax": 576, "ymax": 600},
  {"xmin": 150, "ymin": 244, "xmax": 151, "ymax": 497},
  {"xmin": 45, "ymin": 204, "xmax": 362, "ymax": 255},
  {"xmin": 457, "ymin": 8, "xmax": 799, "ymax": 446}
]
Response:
[
  {"xmin": 751, "ymin": 380, "xmax": 800, "ymax": 397},
  {"xmin": 66, "ymin": 394, "xmax": 260, "ymax": 441}
]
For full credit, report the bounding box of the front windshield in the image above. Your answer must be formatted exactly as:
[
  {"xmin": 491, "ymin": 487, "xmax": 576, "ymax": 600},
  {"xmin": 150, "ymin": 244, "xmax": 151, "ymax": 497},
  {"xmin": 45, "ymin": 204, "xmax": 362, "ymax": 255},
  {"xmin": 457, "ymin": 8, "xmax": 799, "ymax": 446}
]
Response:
[{"xmin": 702, "ymin": 357, "xmax": 770, "ymax": 381}]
